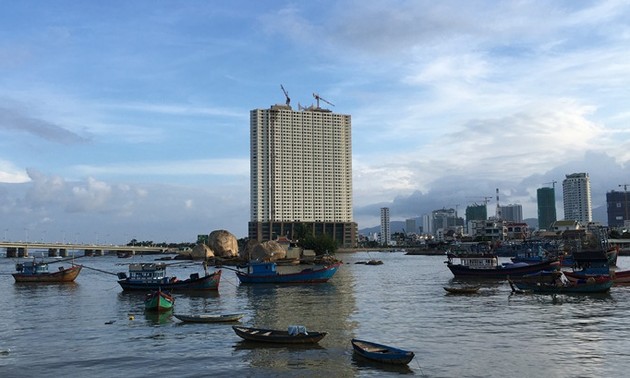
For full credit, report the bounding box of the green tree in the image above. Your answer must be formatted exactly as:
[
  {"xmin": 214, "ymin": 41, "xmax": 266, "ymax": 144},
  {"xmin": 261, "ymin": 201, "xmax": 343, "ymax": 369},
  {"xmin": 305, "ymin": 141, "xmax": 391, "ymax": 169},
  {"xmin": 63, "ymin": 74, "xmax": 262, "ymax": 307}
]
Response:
[{"xmin": 299, "ymin": 234, "xmax": 338, "ymax": 255}]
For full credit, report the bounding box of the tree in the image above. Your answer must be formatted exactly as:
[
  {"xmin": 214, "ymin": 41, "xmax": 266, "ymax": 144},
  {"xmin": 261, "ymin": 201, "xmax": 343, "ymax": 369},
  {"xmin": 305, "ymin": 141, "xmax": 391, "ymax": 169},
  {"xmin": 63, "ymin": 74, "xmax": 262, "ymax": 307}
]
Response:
[{"xmin": 299, "ymin": 234, "xmax": 338, "ymax": 255}]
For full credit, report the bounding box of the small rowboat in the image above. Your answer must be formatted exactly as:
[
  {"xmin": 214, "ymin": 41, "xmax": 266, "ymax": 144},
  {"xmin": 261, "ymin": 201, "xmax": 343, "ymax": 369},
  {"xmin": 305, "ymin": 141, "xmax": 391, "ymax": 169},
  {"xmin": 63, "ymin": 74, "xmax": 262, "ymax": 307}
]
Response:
[
  {"xmin": 443, "ymin": 286, "xmax": 480, "ymax": 294},
  {"xmin": 174, "ymin": 313, "xmax": 244, "ymax": 323},
  {"xmin": 144, "ymin": 289, "xmax": 174, "ymax": 312},
  {"xmin": 232, "ymin": 325, "xmax": 327, "ymax": 344},
  {"xmin": 351, "ymin": 339, "xmax": 415, "ymax": 365}
]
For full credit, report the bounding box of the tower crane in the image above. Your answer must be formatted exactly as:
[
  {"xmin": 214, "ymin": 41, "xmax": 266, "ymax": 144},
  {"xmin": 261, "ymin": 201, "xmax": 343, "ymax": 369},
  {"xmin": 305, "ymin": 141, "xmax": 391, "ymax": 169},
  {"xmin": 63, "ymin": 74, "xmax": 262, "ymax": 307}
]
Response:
[
  {"xmin": 543, "ymin": 181, "xmax": 557, "ymax": 189},
  {"xmin": 280, "ymin": 85, "xmax": 290, "ymax": 107},
  {"xmin": 313, "ymin": 93, "xmax": 334, "ymax": 109}
]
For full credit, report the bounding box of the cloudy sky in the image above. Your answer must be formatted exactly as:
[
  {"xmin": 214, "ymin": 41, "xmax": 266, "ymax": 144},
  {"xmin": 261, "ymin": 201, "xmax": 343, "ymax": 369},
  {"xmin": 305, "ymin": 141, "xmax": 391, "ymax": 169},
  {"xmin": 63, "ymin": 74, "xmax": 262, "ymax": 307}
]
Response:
[{"xmin": 1, "ymin": 1, "xmax": 630, "ymax": 244}]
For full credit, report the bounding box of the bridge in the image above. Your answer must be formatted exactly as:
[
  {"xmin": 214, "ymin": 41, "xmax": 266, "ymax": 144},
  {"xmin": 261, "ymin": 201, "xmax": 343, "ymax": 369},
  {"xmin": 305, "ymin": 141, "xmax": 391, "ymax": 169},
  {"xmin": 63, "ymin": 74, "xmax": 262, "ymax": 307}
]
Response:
[{"xmin": 0, "ymin": 241, "xmax": 170, "ymax": 258}]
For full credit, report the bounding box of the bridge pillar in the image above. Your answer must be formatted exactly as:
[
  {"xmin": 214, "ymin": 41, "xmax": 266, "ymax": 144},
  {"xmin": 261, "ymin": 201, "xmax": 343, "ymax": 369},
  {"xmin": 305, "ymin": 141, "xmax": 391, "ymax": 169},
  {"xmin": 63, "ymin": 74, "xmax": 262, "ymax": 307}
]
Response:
[
  {"xmin": 18, "ymin": 247, "xmax": 28, "ymax": 257},
  {"xmin": 84, "ymin": 249, "xmax": 94, "ymax": 257},
  {"xmin": 48, "ymin": 248, "xmax": 58, "ymax": 257},
  {"xmin": 6, "ymin": 247, "xmax": 17, "ymax": 258},
  {"xmin": 59, "ymin": 248, "xmax": 68, "ymax": 257},
  {"xmin": 95, "ymin": 249, "xmax": 104, "ymax": 256}
]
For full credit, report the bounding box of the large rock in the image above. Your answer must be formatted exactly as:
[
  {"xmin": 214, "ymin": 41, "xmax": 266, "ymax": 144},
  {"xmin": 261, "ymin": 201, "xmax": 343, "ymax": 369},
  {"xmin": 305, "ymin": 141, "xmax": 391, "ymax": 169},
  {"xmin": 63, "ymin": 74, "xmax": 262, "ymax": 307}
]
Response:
[
  {"xmin": 249, "ymin": 240, "xmax": 287, "ymax": 262},
  {"xmin": 207, "ymin": 230, "xmax": 239, "ymax": 258},
  {"xmin": 189, "ymin": 243, "xmax": 214, "ymax": 260}
]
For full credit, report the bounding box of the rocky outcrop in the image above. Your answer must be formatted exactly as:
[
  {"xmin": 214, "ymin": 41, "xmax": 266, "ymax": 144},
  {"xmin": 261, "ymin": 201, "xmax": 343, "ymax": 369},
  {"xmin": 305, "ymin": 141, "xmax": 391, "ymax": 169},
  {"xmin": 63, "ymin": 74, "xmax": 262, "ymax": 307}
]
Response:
[
  {"xmin": 207, "ymin": 230, "xmax": 239, "ymax": 258},
  {"xmin": 188, "ymin": 243, "xmax": 214, "ymax": 260},
  {"xmin": 249, "ymin": 240, "xmax": 287, "ymax": 262}
]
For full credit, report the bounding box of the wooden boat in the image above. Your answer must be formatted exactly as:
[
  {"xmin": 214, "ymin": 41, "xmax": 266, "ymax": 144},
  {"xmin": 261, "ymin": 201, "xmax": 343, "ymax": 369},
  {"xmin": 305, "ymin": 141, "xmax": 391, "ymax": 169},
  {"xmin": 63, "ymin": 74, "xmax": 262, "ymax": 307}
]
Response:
[
  {"xmin": 232, "ymin": 325, "xmax": 327, "ymax": 344},
  {"xmin": 510, "ymin": 275, "xmax": 614, "ymax": 294},
  {"xmin": 145, "ymin": 289, "xmax": 174, "ymax": 311},
  {"xmin": 235, "ymin": 261, "xmax": 341, "ymax": 284},
  {"xmin": 446, "ymin": 253, "xmax": 560, "ymax": 279},
  {"xmin": 351, "ymin": 339, "xmax": 415, "ymax": 365},
  {"xmin": 174, "ymin": 313, "xmax": 244, "ymax": 323},
  {"xmin": 117, "ymin": 263, "xmax": 221, "ymax": 291},
  {"xmin": 12, "ymin": 260, "xmax": 82, "ymax": 283},
  {"xmin": 443, "ymin": 286, "xmax": 480, "ymax": 294}
]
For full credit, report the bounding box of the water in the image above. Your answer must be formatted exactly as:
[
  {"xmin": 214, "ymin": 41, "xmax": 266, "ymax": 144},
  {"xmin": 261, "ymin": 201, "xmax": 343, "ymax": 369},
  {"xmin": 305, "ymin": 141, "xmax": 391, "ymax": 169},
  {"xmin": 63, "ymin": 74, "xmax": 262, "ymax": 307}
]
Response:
[{"xmin": 2, "ymin": 252, "xmax": 630, "ymax": 377}]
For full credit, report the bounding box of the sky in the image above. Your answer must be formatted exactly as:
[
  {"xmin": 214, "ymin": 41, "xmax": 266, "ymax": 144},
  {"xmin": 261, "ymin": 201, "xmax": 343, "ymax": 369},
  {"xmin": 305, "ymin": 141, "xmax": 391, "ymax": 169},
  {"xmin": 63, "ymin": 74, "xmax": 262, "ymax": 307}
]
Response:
[{"xmin": 1, "ymin": 1, "xmax": 630, "ymax": 245}]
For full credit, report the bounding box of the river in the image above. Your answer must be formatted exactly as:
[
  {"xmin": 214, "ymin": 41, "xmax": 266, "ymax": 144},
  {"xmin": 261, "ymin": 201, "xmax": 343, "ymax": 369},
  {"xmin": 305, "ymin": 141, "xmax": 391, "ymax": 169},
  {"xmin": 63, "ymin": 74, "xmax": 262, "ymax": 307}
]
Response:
[{"xmin": 1, "ymin": 251, "xmax": 630, "ymax": 377}]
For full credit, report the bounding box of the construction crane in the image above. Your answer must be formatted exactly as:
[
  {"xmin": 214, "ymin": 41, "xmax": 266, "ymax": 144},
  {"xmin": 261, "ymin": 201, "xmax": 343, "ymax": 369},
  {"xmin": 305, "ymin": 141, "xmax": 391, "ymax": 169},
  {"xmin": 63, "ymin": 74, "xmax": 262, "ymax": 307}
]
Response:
[
  {"xmin": 543, "ymin": 181, "xmax": 557, "ymax": 189},
  {"xmin": 466, "ymin": 196, "xmax": 492, "ymax": 206},
  {"xmin": 280, "ymin": 85, "xmax": 290, "ymax": 106},
  {"xmin": 313, "ymin": 93, "xmax": 334, "ymax": 108}
]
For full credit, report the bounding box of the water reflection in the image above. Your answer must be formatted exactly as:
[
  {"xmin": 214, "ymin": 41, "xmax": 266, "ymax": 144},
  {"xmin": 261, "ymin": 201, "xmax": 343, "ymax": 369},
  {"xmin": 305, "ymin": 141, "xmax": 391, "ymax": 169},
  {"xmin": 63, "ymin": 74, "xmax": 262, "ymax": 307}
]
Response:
[{"xmin": 144, "ymin": 309, "xmax": 173, "ymax": 325}]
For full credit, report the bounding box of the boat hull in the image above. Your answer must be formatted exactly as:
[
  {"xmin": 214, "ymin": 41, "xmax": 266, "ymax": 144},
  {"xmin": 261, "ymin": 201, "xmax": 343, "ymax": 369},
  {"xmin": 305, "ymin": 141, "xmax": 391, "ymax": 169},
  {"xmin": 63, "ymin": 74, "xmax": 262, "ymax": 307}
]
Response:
[
  {"xmin": 12, "ymin": 265, "xmax": 82, "ymax": 283},
  {"xmin": 447, "ymin": 260, "xmax": 559, "ymax": 279},
  {"xmin": 118, "ymin": 270, "xmax": 221, "ymax": 291},
  {"xmin": 145, "ymin": 290, "xmax": 174, "ymax": 311},
  {"xmin": 512, "ymin": 278, "xmax": 613, "ymax": 294},
  {"xmin": 174, "ymin": 313, "xmax": 244, "ymax": 323},
  {"xmin": 351, "ymin": 339, "xmax": 415, "ymax": 365},
  {"xmin": 236, "ymin": 263, "xmax": 341, "ymax": 284},
  {"xmin": 232, "ymin": 326, "xmax": 326, "ymax": 344}
]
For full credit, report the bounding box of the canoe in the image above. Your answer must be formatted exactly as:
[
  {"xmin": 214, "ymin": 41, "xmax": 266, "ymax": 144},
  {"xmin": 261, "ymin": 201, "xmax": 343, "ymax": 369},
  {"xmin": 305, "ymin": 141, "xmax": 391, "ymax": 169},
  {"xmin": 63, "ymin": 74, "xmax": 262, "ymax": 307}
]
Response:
[
  {"xmin": 174, "ymin": 313, "xmax": 244, "ymax": 323},
  {"xmin": 351, "ymin": 338, "xmax": 415, "ymax": 365},
  {"xmin": 232, "ymin": 325, "xmax": 327, "ymax": 344},
  {"xmin": 443, "ymin": 286, "xmax": 480, "ymax": 294},
  {"xmin": 145, "ymin": 289, "xmax": 174, "ymax": 311}
]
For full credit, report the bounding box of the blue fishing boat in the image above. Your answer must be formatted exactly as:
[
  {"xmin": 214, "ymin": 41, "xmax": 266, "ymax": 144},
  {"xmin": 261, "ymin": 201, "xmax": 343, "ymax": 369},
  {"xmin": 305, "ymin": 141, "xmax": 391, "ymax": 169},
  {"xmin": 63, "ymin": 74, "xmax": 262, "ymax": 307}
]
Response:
[
  {"xmin": 235, "ymin": 261, "xmax": 341, "ymax": 284},
  {"xmin": 117, "ymin": 263, "xmax": 221, "ymax": 291},
  {"xmin": 351, "ymin": 339, "xmax": 415, "ymax": 365},
  {"xmin": 510, "ymin": 275, "xmax": 613, "ymax": 294},
  {"xmin": 446, "ymin": 253, "xmax": 560, "ymax": 279}
]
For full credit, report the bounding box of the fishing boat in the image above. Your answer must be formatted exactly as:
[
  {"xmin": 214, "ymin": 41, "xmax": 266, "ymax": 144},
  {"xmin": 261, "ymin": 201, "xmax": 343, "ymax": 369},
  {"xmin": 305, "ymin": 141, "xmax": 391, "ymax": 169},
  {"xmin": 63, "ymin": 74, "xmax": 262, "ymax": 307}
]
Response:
[
  {"xmin": 117, "ymin": 263, "xmax": 221, "ymax": 291},
  {"xmin": 443, "ymin": 285, "xmax": 480, "ymax": 294},
  {"xmin": 351, "ymin": 339, "xmax": 415, "ymax": 365},
  {"xmin": 235, "ymin": 261, "xmax": 341, "ymax": 284},
  {"xmin": 445, "ymin": 253, "xmax": 560, "ymax": 279},
  {"xmin": 144, "ymin": 289, "xmax": 174, "ymax": 311},
  {"xmin": 509, "ymin": 275, "xmax": 614, "ymax": 294},
  {"xmin": 232, "ymin": 325, "xmax": 327, "ymax": 344},
  {"xmin": 12, "ymin": 260, "xmax": 82, "ymax": 283},
  {"xmin": 174, "ymin": 313, "xmax": 244, "ymax": 323}
]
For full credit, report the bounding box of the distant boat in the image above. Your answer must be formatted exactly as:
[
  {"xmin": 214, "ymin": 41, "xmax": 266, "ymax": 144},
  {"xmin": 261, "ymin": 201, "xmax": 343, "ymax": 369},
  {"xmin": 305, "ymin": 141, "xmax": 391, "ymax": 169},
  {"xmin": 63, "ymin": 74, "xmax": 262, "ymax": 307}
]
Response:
[
  {"xmin": 12, "ymin": 260, "xmax": 82, "ymax": 283},
  {"xmin": 144, "ymin": 289, "xmax": 174, "ymax": 312},
  {"xmin": 509, "ymin": 275, "xmax": 613, "ymax": 294},
  {"xmin": 351, "ymin": 339, "xmax": 415, "ymax": 365},
  {"xmin": 232, "ymin": 325, "xmax": 327, "ymax": 344},
  {"xmin": 174, "ymin": 313, "xmax": 244, "ymax": 323},
  {"xmin": 235, "ymin": 261, "xmax": 341, "ymax": 284},
  {"xmin": 117, "ymin": 251, "xmax": 133, "ymax": 258},
  {"xmin": 445, "ymin": 253, "xmax": 560, "ymax": 279},
  {"xmin": 117, "ymin": 263, "xmax": 221, "ymax": 291}
]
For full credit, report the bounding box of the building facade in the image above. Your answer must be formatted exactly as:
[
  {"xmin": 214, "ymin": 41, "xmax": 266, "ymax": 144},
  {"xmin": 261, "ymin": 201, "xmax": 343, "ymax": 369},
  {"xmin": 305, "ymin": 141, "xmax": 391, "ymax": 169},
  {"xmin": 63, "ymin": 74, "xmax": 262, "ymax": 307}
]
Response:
[
  {"xmin": 499, "ymin": 204, "xmax": 523, "ymax": 222},
  {"xmin": 380, "ymin": 207, "xmax": 391, "ymax": 246},
  {"xmin": 562, "ymin": 172, "xmax": 592, "ymax": 224},
  {"xmin": 607, "ymin": 190, "xmax": 630, "ymax": 228},
  {"xmin": 248, "ymin": 104, "xmax": 357, "ymax": 247},
  {"xmin": 537, "ymin": 187, "xmax": 557, "ymax": 231}
]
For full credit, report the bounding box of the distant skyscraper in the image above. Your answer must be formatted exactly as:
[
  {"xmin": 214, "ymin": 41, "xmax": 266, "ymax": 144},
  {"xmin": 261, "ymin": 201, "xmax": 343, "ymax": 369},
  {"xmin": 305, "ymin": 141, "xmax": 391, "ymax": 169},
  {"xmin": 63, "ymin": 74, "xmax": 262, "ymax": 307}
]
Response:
[
  {"xmin": 607, "ymin": 190, "xmax": 630, "ymax": 228},
  {"xmin": 248, "ymin": 102, "xmax": 357, "ymax": 246},
  {"xmin": 499, "ymin": 204, "xmax": 523, "ymax": 222},
  {"xmin": 562, "ymin": 172, "xmax": 592, "ymax": 224},
  {"xmin": 405, "ymin": 218, "xmax": 417, "ymax": 235},
  {"xmin": 380, "ymin": 208, "xmax": 391, "ymax": 246},
  {"xmin": 537, "ymin": 187, "xmax": 557, "ymax": 230}
]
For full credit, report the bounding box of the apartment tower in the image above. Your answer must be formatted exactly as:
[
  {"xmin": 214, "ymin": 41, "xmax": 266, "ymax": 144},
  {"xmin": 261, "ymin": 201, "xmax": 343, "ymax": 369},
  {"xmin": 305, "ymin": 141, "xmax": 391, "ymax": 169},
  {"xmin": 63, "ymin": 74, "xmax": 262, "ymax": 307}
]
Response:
[
  {"xmin": 380, "ymin": 207, "xmax": 391, "ymax": 246},
  {"xmin": 562, "ymin": 172, "xmax": 592, "ymax": 224},
  {"xmin": 537, "ymin": 186, "xmax": 557, "ymax": 230},
  {"xmin": 248, "ymin": 101, "xmax": 357, "ymax": 247}
]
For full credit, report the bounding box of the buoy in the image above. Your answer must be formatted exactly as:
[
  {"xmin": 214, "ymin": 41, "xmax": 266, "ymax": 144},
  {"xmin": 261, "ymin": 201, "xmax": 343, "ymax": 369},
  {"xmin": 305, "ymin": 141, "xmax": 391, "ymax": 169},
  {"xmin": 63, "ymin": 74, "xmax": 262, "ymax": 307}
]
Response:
[{"xmin": 129, "ymin": 315, "xmax": 135, "ymax": 320}]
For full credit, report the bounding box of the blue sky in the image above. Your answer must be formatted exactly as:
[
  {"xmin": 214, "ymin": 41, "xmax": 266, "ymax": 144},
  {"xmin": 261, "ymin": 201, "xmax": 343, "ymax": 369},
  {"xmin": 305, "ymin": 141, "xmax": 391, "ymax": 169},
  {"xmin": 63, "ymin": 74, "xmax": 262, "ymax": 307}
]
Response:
[{"xmin": 1, "ymin": 1, "xmax": 630, "ymax": 244}]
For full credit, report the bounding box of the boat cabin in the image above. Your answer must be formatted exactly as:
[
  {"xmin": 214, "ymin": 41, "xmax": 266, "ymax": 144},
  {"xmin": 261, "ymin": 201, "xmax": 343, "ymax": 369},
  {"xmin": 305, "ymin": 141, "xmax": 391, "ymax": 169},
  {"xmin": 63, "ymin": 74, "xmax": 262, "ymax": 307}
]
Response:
[
  {"xmin": 15, "ymin": 261, "xmax": 49, "ymax": 275},
  {"xmin": 118, "ymin": 263, "xmax": 168, "ymax": 281},
  {"xmin": 447, "ymin": 253, "xmax": 498, "ymax": 269},
  {"xmin": 246, "ymin": 262, "xmax": 278, "ymax": 276}
]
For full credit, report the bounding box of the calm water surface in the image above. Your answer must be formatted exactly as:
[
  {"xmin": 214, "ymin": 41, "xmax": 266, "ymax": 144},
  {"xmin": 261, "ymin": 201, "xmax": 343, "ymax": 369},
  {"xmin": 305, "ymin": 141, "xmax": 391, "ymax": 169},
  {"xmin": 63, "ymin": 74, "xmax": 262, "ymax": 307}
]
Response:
[{"xmin": 2, "ymin": 252, "xmax": 630, "ymax": 377}]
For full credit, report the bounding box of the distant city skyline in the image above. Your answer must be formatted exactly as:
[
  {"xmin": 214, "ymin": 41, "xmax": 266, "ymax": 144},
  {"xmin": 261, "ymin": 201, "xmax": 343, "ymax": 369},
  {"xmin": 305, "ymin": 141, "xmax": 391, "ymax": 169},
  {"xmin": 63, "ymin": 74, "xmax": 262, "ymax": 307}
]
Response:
[{"xmin": 2, "ymin": 2, "xmax": 630, "ymax": 243}]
